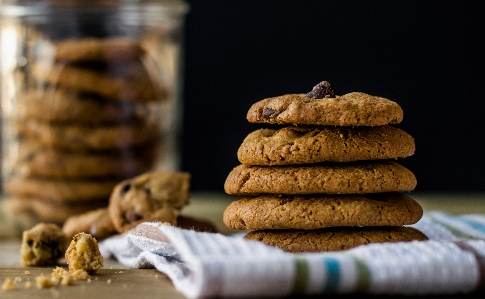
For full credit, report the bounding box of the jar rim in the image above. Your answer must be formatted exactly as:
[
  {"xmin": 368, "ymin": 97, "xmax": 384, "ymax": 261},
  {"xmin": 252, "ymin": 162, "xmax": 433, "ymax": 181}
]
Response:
[{"xmin": 0, "ymin": 0, "xmax": 189, "ymax": 17}]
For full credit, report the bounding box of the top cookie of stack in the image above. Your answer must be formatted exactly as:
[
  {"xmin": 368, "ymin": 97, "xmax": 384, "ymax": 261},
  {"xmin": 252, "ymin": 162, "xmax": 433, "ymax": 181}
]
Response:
[{"xmin": 223, "ymin": 81, "xmax": 426, "ymax": 253}]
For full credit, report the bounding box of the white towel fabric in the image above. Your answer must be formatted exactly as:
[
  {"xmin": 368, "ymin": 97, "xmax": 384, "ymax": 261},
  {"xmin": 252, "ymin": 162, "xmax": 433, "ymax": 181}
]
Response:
[{"xmin": 99, "ymin": 211, "xmax": 485, "ymax": 298}]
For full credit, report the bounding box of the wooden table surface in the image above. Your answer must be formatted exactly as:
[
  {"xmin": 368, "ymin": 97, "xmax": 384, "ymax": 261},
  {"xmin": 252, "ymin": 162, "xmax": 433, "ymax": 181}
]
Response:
[{"xmin": 1, "ymin": 191, "xmax": 485, "ymax": 298}]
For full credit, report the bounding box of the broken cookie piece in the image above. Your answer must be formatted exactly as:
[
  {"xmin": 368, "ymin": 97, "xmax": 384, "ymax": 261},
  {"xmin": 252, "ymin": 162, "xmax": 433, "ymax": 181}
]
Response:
[
  {"xmin": 20, "ymin": 223, "xmax": 69, "ymax": 266},
  {"xmin": 108, "ymin": 171, "xmax": 191, "ymax": 233},
  {"xmin": 62, "ymin": 208, "xmax": 117, "ymax": 240},
  {"xmin": 65, "ymin": 232, "xmax": 104, "ymax": 274}
]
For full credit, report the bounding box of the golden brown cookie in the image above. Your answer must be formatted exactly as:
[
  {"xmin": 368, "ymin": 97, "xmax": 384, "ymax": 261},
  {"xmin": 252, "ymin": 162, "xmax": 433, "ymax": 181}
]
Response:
[
  {"xmin": 65, "ymin": 232, "xmax": 104, "ymax": 274},
  {"xmin": 15, "ymin": 118, "xmax": 158, "ymax": 150},
  {"xmin": 246, "ymin": 92, "xmax": 403, "ymax": 126},
  {"xmin": 20, "ymin": 223, "xmax": 69, "ymax": 266},
  {"xmin": 62, "ymin": 208, "xmax": 116, "ymax": 240},
  {"xmin": 32, "ymin": 61, "xmax": 164, "ymax": 103},
  {"xmin": 244, "ymin": 227, "xmax": 428, "ymax": 253},
  {"xmin": 224, "ymin": 161, "xmax": 417, "ymax": 195},
  {"xmin": 4, "ymin": 176, "xmax": 118, "ymax": 203},
  {"xmin": 53, "ymin": 37, "xmax": 144, "ymax": 62},
  {"xmin": 223, "ymin": 193, "xmax": 423, "ymax": 230},
  {"xmin": 108, "ymin": 171, "xmax": 191, "ymax": 233},
  {"xmin": 18, "ymin": 88, "xmax": 138, "ymax": 124},
  {"xmin": 3, "ymin": 197, "xmax": 107, "ymax": 225},
  {"xmin": 14, "ymin": 141, "xmax": 154, "ymax": 179},
  {"xmin": 237, "ymin": 125, "xmax": 415, "ymax": 165}
]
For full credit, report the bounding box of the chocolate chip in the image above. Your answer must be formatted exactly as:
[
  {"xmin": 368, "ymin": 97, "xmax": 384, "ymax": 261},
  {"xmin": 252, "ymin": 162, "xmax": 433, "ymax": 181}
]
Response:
[
  {"xmin": 144, "ymin": 188, "xmax": 151, "ymax": 195},
  {"xmin": 262, "ymin": 107, "xmax": 282, "ymax": 118},
  {"xmin": 304, "ymin": 81, "xmax": 335, "ymax": 99},
  {"xmin": 125, "ymin": 209, "xmax": 142, "ymax": 223},
  {"xmin": 120, "ymin": 183, "xmax": 131, "ymax": 195},
  {"xmin": 43, "ymin": 240, "xmax": 59, "ymax": 250},
  {"xmin": 24, "ymin": 152, "xmax": 36, "ymax": 161}
]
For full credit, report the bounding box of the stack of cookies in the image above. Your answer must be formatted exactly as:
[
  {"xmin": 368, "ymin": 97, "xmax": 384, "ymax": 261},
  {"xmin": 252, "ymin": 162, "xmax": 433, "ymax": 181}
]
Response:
[
  {"xmin": 223, "ymin": 81, "xmax": 427, "ymax": 252},
  {"xmin": 3, "ymin": 37, "xmax": 166, "ymax": 225}
]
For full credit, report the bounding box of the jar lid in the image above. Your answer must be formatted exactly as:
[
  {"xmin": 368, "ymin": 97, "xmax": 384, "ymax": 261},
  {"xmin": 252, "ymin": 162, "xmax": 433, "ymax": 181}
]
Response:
[{"xmin": 0, "ymin": 0, "xmax": 189, "ymax": 17}]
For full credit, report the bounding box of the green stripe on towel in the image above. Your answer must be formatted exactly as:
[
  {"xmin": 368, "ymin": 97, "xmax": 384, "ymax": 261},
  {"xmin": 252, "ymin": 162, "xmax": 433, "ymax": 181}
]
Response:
[
  {"xmin": 346, "ymin": 253, "xmax": 371, "ymax": 292},
  {"xmin": 427, "ymin": 214, "xmax": 477, "ymax": 239},
  {"xmin": 292, "ymin": 255, "xmax": 309, "ymax": 293}
]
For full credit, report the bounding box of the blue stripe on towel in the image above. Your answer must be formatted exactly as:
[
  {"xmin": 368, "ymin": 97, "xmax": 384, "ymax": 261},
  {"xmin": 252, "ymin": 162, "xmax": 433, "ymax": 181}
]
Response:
[
  {"xmin": 323, "ymin": 257, "xmax": 340, "ymax": 292},
  {"xmin": 455, "ymin": 216, "xmax": 485, "ymax": 235}
]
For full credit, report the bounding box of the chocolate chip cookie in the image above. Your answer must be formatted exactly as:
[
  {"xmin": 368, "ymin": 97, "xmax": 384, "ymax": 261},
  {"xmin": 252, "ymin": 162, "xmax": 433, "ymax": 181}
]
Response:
[
  {"xmin": 14, "ymin": 141, "xmax": 154, "ymax": 179},
  {"xmin": 244, "ymin": 226, "xmax": 428, "ymax": 253},
  {"xmin": 238, "ymin": 125, "xmax": 415, "ymax": 165},
  {"xmin": 18, "ymin": 88, "xmax": 138, "ymax": 124},
  {"xmin": 224, "ymin": 161, "xmax": 417, "ymax": 195},
  {"xmin": 16, "ymin": 118, "xmax": 158, "ymax": 150},
  {"xmin": 32, "ymin": 61, "xmax": 164, "ymax": 103},
  {"xmin": 4, "ymin": 196, "xmax": 107, "ymax": 225},
  {"xmin": 108, "ymin": 171, "xmax": 191, "ymax": 233},
  {"xmin": 53, "ymin": 37, "xmax": 144, "ymax": 63},
  {"xmin": 223, "ymin": 193, "xmax": 423, "ymax": 230},
  {"xmin": 247, "ymin": 90, "xmax": 403, "ymax": 126},
  {"xmin": 4, "ymin": 175, "xmax": 119, "ymax": 203}
]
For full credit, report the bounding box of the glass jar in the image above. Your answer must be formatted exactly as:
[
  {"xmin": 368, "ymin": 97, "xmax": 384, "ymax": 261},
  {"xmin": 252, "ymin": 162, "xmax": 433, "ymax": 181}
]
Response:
[{"xmin": 0, "ymin": 0, "xmax": 189, "ymax": 230}]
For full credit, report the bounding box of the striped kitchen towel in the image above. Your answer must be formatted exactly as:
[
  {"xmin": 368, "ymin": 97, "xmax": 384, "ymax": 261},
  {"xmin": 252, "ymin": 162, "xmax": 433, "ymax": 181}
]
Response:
[{"xmin": 99, "ymin": 211, "xmax": 485, "ymax": 298}]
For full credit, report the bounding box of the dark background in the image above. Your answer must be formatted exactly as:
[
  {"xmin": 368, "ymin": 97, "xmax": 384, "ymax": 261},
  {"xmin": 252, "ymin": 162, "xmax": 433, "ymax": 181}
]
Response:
[{"xmin": 180, "ymin": 0, "xmax": 485, "ymax": 192}]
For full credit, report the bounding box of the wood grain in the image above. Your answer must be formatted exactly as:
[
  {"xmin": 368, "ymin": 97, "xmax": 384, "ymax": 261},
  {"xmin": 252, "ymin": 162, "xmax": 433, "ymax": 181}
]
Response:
[{"xmin": 0, "ymin": 268, "xmax": 185, "ymax": 299}]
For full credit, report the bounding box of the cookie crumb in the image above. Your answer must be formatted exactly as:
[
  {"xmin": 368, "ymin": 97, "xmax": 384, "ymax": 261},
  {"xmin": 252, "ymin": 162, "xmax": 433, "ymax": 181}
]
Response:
[
  {"xmin": 70, "ymin": 269, "xmax": 90, "ymax": 280},
  {"xmin": 24, "ymin": 281, "xmax": 33, "ymax": 289},
  {"xmin": 2, "ymin": 278, "xmax": 15, "ymax": 291},
  {"xmin": 14, "ymin": 276, "xmax": 22, "ymax": 282},
  {"xmin": 35, "ymin": 276, "xmax": 58, "ymax": 289},
  {"xmin": 118, "ymin": 271, "xmax": 123, "ymax": 274},
  {"xmin": 122, "ymin": 284, "xmax": 128, "ymax": 289},
  {"xmin": 25, "ymin": 271, "xmax": 30, "ymax": 275},
  {"xmin": 60, "ymin": 275, "xmax": 73, "ymax": 286},
  {"xmin": 52, "ymin": 267, "xmax": 68, "ymax": 279},
  {"xmin": 107, "ymin": 279, "xmax": 112, "ymax": 284}
]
